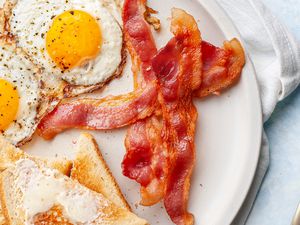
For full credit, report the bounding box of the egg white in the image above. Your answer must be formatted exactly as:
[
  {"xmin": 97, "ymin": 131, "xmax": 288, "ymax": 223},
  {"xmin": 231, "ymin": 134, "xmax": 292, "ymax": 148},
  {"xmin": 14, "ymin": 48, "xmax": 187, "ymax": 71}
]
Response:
[
  {"xmin": 9, "ymin": 0, "xmax": 123, "ymax": 86},
  {"xmin": 0, "ymin": 44, "xmax": 40, "ymax": 145}
]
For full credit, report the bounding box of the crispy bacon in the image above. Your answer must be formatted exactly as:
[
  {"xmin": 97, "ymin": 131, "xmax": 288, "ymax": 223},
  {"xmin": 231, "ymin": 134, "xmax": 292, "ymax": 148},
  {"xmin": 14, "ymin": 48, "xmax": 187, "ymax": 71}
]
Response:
[
  {"xmin": 122, "ymin": 110, "xmax": 168, "ymax": 206},
  {"xmin": 150, "ymin": 8, "xmax": 202, "ymax": 225},
  {"xmin": 122, "ymin": 0, "xmax": 171, "ymax": 206},
  {"xmin": 37, "ymin": 84, "xmax": 157, "ymax": 140},
  {"xmin": 122, "ymin": 116, "xmax": 168, "ymax": 205},
  {"xmin": 196, "ymin": 38, "xmax": 245, "ymax": 97},
  {"xmin": 123, "ymin": 0, "xmax": 157, "ymax": 85},
  {"xmin": 122, "ymin": 29, "xmax": 244, "ymax": 210}
]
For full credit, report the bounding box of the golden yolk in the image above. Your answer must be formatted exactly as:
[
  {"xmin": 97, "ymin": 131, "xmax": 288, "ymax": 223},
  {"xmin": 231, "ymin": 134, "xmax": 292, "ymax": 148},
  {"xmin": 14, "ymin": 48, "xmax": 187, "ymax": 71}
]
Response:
[
  {"xmin": 0, "ymin": 79, "xmax": 19, "ymax": 131},
  {"xmin": 46, "ymin": 10, "xmax": 102, "ymax": 70}
]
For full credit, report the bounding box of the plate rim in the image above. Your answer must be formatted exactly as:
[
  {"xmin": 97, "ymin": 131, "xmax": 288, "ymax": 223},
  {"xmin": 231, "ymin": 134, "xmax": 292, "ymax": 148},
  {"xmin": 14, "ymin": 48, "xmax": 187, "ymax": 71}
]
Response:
[{"xmin": 196, "ymin": 0, "xmax": 263, "ymax": 224}]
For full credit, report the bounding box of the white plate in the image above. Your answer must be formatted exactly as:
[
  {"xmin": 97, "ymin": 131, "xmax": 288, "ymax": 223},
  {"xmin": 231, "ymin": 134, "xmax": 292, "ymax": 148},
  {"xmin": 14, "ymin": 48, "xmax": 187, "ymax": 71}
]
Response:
[{"xmin": 23, "ymin": 1, "xmax": 262, "ymax": 224}]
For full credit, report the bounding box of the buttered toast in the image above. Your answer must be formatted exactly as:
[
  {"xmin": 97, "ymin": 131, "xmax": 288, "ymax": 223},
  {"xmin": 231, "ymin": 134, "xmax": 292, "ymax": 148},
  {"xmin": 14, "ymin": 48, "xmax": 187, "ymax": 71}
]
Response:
[
  {"xmin": 0, "ymin": 136, "xmax": 73, "ymax": 225},
  {"xmin": 71, "ymin": 133, "xmax": 130, "ymax": 210},
  {"xmin": 0, "ymin": 159, "xmax": 148, "ymax": 225},
  {"xmin": 0, "ymin": 134, "xmax": 147, "ymax": 224}
]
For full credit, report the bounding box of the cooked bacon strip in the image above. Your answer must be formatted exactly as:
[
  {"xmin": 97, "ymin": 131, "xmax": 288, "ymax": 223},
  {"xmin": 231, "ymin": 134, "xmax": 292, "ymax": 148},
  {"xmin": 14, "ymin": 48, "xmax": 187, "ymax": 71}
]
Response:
[
  {"xmin": 151, "ymin": 8, "xmax": 202, "ymax": 225},
  {"xmin": 196, "ymin": 38, "xmax": 245, "ymax": 97},
  {"xmin": 122, "ymin": 116, "xmax": 169, "ymax": 205},
  {"xmin": 121, "ymin": 0, "xmax": 173, "ymax": 206},
  {"xmin": 37, "ymin": 84, "xmax": 157, "ymax": 140},
  {"xmin": 123, "ymin": 0, "xmax": 157, "ymax": 85},
  {"xmin": 122, "ymin": 0, "xmax": 168, "ymax": 205}
]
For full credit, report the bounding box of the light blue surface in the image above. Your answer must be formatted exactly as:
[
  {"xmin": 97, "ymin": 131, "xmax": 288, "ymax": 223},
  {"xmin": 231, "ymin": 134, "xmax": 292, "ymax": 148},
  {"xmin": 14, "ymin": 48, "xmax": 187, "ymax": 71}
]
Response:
[{"xmin": 246, "ymin": 1, "xmax": 300, "ymax": 225}]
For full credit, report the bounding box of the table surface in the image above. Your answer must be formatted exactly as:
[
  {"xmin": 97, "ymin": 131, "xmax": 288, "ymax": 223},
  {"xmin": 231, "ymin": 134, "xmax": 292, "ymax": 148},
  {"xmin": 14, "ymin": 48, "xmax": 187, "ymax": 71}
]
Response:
[{"xmin": 246, "ymin": 1, "xmax": 300, "ymax": 225}]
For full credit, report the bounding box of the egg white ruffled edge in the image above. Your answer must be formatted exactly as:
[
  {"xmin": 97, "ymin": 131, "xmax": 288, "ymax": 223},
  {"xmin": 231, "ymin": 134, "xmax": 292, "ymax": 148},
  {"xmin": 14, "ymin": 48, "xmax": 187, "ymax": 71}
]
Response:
[{"xmin": 0, "ymin": 42, "xmax": 41, "ymax": 146}]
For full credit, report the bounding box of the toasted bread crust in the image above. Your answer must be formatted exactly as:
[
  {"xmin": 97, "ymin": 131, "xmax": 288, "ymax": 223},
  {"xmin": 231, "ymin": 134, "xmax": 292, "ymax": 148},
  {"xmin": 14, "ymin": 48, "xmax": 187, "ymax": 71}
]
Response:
[
  {"xmin": 71, "ymin": 133, "xmax": 131, "ymax": 211},
  {"xmin": 0, "ymin": 176, "xmax": 8, "ymax": 225},
  {"xmin": 0, "ymin": 208, "xmax": 5, "ymax": 225}
]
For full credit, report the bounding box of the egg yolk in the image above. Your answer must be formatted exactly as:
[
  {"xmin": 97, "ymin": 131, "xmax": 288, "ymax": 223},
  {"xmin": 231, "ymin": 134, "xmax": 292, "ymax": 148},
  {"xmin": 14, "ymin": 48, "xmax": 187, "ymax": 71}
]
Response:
[
  {"xmin": 46, "ymin": 10, "xmax": 102, "ymax": 70},
  {"xmin": 0, "ymin": 79, "xmax": 19, "ymax": 131}
]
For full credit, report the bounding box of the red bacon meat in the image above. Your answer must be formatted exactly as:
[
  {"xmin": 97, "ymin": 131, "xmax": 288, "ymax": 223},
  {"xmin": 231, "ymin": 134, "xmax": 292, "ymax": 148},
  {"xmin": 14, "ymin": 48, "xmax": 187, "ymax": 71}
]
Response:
[
  {"xmin": 122, "ymin": 0, "xmax": 169, "ymax": 206},
  {"xmin": 196, "ymin": 39, "xmax": 245, "ymax": 97},
  {"xmin": 123, "ymin": 0, "xmax": 158, "ymax": 85},
  {"xmin": 37, "ymin": 84, "xmax": 157, "ymax": 140},
  {"xmin": 151, "ymin": 8, "xmax": 202, "ymax": 225}
]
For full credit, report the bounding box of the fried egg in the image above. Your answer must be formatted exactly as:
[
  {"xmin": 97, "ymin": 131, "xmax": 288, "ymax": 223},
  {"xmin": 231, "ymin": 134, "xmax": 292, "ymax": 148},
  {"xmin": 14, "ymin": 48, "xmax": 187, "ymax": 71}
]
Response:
[
  {"xmin": 6, "ymin": 0, "xmax": 123, "ymax": 88},
  {"xmin": 0, "ymin": 44, "xmax": 40, "ymax": 145}
]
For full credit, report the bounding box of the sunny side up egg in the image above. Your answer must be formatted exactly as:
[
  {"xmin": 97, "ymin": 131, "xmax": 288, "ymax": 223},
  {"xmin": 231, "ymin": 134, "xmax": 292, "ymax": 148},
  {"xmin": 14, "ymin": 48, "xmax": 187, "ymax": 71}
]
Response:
[
  {"xmin": 0, "ymin": 44, "xmax": 40, "ymax": 146},
  {"xmin": 7, "ymin": 0, "xmax": 123, "ymax": 88}
]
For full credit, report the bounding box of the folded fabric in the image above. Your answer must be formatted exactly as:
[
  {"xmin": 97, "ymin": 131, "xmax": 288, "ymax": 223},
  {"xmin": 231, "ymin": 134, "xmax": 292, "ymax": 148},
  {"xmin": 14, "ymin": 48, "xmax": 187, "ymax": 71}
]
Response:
[{"xmin": 216, "ymin": 0, "xmax": 300, "ymax": 224}]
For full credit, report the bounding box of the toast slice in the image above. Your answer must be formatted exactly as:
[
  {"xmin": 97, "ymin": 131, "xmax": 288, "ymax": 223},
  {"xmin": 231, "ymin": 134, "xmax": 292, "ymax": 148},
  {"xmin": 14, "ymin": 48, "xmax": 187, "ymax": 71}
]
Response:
[
  {"xmin": 0, "ymin": 159, "xmax": 148, "ymax": 225},
  {"xmin": 71, "ymin": 133, "xmax": 130, "ymax": 210},
  {"xmin": 0, "ymin": 136, "xmax": 73, "ymax": 225}
]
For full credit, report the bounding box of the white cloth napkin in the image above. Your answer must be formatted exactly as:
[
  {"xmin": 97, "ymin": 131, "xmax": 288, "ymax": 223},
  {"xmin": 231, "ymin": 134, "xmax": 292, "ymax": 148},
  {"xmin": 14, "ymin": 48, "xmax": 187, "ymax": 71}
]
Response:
[{"xmin": 216, "ymin": 0, "xmax": 300, "ymax": 224}]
